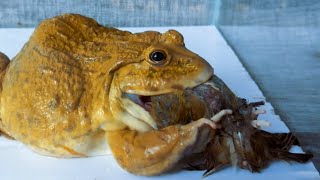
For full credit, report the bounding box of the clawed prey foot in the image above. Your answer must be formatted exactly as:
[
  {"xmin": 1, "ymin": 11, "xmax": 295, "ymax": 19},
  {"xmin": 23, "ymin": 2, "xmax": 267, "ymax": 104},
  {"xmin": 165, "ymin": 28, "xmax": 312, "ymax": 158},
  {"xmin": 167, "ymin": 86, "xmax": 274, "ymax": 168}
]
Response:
[
  {"xmin": 207, "ymin": 108, "xmax": 270, "ymax": 130},
  {"xmin": 251, "ymin": 108, "xmax": 271, "ymax": 129}
]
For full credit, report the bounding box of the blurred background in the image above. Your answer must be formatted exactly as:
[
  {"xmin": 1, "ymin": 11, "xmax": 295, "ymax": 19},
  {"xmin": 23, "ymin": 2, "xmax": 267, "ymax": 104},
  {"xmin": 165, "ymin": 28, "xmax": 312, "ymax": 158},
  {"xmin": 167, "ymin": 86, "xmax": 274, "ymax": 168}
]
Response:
[{"xmin": 0, "ymin": 0, "xmax": 319, "ymax": 171}]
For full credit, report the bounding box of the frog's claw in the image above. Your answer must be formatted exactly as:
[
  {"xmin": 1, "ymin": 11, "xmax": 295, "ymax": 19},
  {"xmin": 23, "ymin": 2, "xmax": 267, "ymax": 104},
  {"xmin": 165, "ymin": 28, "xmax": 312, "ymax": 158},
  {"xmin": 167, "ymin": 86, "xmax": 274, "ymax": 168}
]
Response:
[{"xmin": 107, "ymin": 118, "xmax": 218, "ymax": 176}]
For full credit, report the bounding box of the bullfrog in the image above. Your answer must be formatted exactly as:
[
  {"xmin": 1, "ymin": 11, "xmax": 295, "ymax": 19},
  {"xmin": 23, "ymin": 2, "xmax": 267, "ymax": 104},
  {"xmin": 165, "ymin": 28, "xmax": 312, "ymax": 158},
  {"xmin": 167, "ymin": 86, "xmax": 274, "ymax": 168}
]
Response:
[{"xmin": 0, "ymin": 14, "xmax": 233, "ymax": 176}]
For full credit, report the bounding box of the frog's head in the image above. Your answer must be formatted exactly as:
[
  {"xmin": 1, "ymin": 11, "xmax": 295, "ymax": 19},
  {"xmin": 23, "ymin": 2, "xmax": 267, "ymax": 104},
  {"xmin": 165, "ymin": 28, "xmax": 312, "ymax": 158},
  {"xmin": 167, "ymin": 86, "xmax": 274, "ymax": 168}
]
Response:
[{"xmin": 109, "ymin": 30, "xmax": 213, "ymax": 132}]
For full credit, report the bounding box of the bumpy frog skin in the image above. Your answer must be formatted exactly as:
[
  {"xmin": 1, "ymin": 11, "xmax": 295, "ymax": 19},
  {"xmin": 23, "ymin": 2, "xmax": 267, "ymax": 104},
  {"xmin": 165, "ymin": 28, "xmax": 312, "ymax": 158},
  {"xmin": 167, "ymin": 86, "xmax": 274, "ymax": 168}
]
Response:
[{"xmin": 0, "ymin": 14, "xmax": 231, "ymax": 175}]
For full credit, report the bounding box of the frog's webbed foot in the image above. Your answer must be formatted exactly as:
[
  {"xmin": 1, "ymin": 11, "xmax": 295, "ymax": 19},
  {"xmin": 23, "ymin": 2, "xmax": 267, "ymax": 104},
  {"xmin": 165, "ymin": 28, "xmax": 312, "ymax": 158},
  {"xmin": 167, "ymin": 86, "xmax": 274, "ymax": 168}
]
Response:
[{"xmin": 107, "ymin": 110, "xmax": 231, "ymax": 176}]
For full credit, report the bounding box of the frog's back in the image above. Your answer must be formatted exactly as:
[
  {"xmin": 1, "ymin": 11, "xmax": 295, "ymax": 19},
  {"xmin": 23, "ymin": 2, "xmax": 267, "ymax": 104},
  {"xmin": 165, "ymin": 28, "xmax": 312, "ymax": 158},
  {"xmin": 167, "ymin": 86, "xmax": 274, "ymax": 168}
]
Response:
[{"xmin": 0, "ymin": 14, "xmax": 143, "ymax": 156}]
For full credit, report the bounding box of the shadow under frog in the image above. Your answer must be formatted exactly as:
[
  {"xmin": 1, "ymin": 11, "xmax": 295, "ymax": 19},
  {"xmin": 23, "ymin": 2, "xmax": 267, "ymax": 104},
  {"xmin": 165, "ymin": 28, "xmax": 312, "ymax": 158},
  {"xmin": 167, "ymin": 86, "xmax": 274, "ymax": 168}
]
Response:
[{"xmin": 0, "ymin": 14, "xmax": 231, "ymax": 176}]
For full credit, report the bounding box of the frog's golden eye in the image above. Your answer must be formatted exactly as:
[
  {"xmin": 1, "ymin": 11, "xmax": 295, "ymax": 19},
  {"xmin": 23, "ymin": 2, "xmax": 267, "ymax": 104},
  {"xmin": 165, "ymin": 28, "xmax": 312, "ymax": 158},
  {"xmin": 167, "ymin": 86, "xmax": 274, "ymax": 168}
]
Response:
[{"xmin": 149, "ymin": 50, "xmax": 167, "ymax": 64}]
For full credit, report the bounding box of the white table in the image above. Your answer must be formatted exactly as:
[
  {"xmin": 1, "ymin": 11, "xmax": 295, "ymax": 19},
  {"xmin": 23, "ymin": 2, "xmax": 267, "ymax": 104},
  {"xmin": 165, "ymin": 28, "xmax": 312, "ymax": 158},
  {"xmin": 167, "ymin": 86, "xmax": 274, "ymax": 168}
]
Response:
[{"xmin": 0, "ymin": 26, "xmax": 318, "ymax": 180}]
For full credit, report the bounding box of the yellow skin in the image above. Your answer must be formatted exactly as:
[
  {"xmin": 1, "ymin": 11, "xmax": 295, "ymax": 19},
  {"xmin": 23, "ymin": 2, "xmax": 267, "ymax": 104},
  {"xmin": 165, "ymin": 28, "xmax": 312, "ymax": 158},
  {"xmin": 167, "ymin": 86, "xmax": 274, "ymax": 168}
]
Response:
[{"xmin": 0, "ymin": 14, "xmax": 230, "ymax": 175}]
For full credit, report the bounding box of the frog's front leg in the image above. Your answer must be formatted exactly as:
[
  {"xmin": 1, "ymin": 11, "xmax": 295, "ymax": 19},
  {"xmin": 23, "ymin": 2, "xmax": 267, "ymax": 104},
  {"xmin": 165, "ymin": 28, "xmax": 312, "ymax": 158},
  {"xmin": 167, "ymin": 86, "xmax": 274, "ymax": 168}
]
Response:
[{"xmin": 107, "ymin": 110, "xmax": 232, "ymax": 176}]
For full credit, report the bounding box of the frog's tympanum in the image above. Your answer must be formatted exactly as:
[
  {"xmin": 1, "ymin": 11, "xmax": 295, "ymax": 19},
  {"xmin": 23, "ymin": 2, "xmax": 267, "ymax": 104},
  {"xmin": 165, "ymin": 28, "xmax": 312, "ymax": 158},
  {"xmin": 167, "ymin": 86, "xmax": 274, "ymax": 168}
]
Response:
[
  {"xmin": 0, "ymin": 14, "xmax": 228, "ymax": 176},
  {"xmin": 0, "ymin": 14, "xmax": 312, "ymax": 177}
]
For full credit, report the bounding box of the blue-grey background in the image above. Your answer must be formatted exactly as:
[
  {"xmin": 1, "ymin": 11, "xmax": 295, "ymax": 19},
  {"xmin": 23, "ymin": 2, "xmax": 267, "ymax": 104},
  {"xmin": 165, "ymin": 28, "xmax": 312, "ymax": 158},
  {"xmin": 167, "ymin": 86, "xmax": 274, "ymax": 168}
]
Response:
[
  {"xmin": 0, "ymin": 0, "xmax": 215, "ymax": 27},
  {"xmin": 0, "ymin": 0, "xmax": 319, "ymax": 172}
]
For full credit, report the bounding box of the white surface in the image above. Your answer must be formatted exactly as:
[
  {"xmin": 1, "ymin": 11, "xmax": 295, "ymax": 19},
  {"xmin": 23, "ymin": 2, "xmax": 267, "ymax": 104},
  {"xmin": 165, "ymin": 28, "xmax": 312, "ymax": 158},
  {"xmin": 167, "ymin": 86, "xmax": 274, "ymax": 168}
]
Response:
[{"xmin": 0, "ymin": 26, "xmax": 319, "ymax": 180}]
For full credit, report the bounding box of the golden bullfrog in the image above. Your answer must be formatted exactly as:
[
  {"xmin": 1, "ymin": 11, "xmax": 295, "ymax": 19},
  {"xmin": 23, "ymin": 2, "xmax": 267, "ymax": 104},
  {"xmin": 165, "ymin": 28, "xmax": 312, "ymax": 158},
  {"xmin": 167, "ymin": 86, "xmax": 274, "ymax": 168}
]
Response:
[{"xmin": 0, "ymin": 14, "xmax": 233, "ymax": 176}]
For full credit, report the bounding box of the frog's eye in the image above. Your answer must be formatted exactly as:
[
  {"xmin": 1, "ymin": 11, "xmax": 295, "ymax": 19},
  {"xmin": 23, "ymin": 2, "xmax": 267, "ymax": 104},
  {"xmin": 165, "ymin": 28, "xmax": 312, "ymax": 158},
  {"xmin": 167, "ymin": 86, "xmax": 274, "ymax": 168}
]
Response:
[{"xmin": 149, "ymin": 50, "xmax": 167, "ymax": 64}]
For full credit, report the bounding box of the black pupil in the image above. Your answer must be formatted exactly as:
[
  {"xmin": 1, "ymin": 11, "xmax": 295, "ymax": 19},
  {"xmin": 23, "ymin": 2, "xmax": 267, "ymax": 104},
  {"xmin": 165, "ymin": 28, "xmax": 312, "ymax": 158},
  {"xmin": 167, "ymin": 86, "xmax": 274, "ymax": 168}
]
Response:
[{"xmin": 150, "ymin": 51, "xmax": 166, "ymax": 62}]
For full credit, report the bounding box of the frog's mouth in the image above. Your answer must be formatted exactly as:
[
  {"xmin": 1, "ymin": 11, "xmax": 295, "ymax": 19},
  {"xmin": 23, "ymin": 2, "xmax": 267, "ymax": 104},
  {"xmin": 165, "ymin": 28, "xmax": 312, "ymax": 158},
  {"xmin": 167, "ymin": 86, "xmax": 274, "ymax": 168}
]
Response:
[
  {"xmin": 120, "ymin": 75, "xmax": 215, "ymax": 132},
  {"xmin": 125, "ymin": 94, "xmax": 153, "ymax": 112},
  {"xmin": 116, "ymin": 92, "xmax": 158, "ymax": 132},
  {"xmin": 123, "ymin": 84, "xmax": 201, "ymax": 129},
  {"xmin": 124, "ymin": 76, "xmax": 214, "ymax": 113}
]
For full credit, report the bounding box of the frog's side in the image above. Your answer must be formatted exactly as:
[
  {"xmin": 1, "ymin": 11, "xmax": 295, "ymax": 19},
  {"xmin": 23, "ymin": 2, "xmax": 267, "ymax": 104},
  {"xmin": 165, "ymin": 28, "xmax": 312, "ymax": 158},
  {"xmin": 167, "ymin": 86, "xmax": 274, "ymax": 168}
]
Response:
[{"xmin": 0, "ymin": 14, "xmax": 231, "ymax": 175}]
